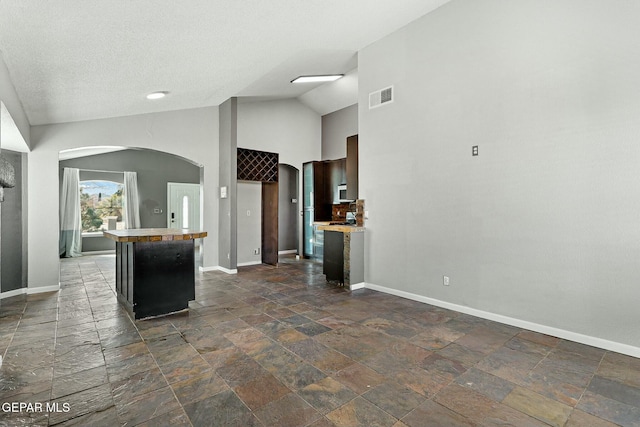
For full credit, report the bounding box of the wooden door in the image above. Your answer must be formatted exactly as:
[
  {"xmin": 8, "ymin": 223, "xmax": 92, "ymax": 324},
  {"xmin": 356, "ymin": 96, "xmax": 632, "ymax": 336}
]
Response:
[{"xmin": 261, "ymin": 182, "xmax": 278, "ymax": 265}]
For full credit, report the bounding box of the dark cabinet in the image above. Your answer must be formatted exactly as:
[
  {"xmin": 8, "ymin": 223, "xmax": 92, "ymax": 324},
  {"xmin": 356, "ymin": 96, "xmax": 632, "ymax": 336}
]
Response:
[
  {"xmin": 346, "ymin": 135, "xmax": 358, "ymax": 200},
  {"xmin": 303, "ymin": 161, "xmax": 331, "ymax": 220},
  {"xmin": 115, "ymin": 240, "xmax": 195, "ymax": 319},
  {"xmin": 324, "ymin": 230, "xmax": 344, "ymax": 283},
  {"xmin": 322, "ymin": 229, "xmax": 365, "ymax": 288}
]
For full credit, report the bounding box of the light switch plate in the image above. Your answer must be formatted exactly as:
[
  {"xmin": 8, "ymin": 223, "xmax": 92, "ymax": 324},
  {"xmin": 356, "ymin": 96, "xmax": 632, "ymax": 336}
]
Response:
[{"xmin": 220, "ymin": 186, "xmax": 228, "ymax": 198}]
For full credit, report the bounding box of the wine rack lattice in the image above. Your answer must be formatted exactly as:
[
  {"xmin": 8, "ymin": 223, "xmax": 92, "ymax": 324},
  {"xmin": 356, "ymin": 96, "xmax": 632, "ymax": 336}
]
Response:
[{"xmin": 237, "ymin": 148, "xmax": 279, "ymax": 182}]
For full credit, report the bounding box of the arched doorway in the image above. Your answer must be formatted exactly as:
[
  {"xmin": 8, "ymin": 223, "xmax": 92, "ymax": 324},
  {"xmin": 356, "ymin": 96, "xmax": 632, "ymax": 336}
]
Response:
[
  {"xmin": 58, "ymin": 146, "xmax": 203, "ymax": 256},
  {"xmin": 278, "ymin": 164, "xmax": 299, "ymax": 256}
]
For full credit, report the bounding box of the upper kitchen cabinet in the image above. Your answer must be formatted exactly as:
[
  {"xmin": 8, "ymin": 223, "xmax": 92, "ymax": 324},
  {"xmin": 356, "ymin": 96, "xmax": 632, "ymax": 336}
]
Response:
[
  {"xmin": 303, "ymin": 161, "xmax": 331, "ymax": 221},
  {"xmin": 327, "ymin": 158, "xmax": 346, "ymax": 204},
  {"xmin": 346, "ymin": 135, "xmax": 358, "ymax": 200}
]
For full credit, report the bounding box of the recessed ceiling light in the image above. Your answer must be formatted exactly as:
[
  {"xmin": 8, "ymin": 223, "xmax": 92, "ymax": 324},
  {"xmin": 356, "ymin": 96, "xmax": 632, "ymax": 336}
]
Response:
[
  {"xmin": 291, "ymin": 75, "xmax": 344, "ymax": 83},
  {"xmin": 146, "ymin": 91, "xmax": 168, "ymax": 100}
]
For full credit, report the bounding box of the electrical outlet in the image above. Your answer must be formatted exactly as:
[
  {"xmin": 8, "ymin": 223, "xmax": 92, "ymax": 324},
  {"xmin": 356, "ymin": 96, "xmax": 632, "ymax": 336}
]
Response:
[
  {"xmin": 472, "ymin": 146, "xmax": 478, "ymax": 156},
  {"xmin": 443, "ymin": 276, "xmax": 450, "ymax": 286},
  {"xmin": 254, "ymin": 248, "xmax": 260, "ymax": 255}
]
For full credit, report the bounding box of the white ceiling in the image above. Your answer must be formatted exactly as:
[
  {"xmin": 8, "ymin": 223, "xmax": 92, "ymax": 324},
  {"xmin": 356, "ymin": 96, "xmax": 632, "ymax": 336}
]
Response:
[{"xmin": 0, "ymin": 0, "xmax": 450, "ymax": 126}]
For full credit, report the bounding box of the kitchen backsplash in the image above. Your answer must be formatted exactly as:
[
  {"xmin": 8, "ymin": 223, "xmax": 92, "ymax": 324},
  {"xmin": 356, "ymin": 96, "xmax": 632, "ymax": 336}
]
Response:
[
  {"xmin": 332, "ymin": 203, "xmax": 351, "ymax": 222},
  {"xmin": 332, "ymin": 199, "xmax": 365, "ymax": 227}
]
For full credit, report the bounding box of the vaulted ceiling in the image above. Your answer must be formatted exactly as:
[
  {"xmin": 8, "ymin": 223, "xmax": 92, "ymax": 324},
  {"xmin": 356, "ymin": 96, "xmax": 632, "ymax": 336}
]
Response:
[{"xmin": 0, "ymin": 0, "xmax": 450, "ymax": 126}]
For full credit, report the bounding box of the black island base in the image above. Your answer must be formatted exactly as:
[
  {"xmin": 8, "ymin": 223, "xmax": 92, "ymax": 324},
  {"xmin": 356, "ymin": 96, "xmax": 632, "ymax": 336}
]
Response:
[{"xmin": 104, "ymin": 228, "xmax": 207, "ymax": 320}]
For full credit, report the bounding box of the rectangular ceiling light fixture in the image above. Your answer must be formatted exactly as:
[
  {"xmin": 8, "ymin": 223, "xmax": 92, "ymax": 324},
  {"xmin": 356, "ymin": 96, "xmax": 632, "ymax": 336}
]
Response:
[{"xmin": 291, "ymin": 74, "xmax": 344, "ymax": 83}]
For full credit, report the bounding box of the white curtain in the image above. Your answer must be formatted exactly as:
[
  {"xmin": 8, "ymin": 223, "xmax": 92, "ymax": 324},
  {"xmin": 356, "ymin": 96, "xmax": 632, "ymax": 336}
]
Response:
[
  {"xmin": 123, "ymin": 171, "xmax": 141, "ymax": 229},
  {"xmin": 59, "ymin": 167, "xmax": 82, "ymax": 257}
]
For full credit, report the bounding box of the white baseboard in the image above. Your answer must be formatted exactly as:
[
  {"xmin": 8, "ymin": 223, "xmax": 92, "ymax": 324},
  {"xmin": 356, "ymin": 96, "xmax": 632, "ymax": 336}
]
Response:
[
  {"xmin": 237, "ymin": 261, "xmax": 262, "ymax": 267},
  {"xmin": 199, "ymin": 265, "xmax": 238, "ymax": 274},
  {"xmin": 27, "ymin": 285, "xmax": 60, "ymax": 295},
  {"xmin": 0, "ymin": 288, "xmax": 26, "ymax": 300},
  {"xmin": 349, "ymin": 282, "xmax": 365, "ymax": 291},
  {"xmin": 278, "ymin": 250, "xmax": 297, "ymax": 255},
  {"xmin": 364, "ymin": 282, "xmax": 640, "ymax": 359},
  {"xmin": 1, "ymin": 284, "xmax": 60, "ymax": 300}
]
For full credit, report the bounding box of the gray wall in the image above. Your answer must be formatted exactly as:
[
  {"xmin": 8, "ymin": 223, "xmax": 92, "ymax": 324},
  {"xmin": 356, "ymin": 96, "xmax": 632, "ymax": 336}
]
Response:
[
  {"xmin": 321, "ymin": 104, "xmax": 358, "ymax": 161},
  {"xmin": 237, "ymin": 181, "xmax": 262, "ymax": 265},
  {"xmin": 278, "ymin": 164, "xmax": 299, "ymax": 252},
  {"xmin": 60, "ymin": 148, "xmax": 200, "ymax": 252},
  {"xmin": 237, "ymin": 99, "xmax": 321, "ymax": 257},
  {"xmin": 359, "ymin": 0, "xmax": 640, "ymax": 351},
  {"xmin": 1, "ymin": 150, "xmax": 26, "ymax": 292}
]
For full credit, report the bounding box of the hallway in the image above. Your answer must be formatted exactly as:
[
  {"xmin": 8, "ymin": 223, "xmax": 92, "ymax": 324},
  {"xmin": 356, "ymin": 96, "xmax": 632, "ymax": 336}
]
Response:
[{"xmin": 0, "ymin": 254, "xmax": 638, "ymax": 426}]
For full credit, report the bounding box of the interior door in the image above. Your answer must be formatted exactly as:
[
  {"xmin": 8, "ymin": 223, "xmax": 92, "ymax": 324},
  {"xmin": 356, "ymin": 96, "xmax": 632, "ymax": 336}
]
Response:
[{"xmin": 167, "ymin": 183, "xmax": 201, "ymax": 230}]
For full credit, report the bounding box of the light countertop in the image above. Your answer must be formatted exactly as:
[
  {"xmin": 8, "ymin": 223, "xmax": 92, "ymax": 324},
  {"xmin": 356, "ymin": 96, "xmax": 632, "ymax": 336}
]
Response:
[
  {"xmin": 103, "ymin": 228, "xmax": 207, "ymax": 242},
  {"xmin": 315, "ymin": 224, "xmax": 365, "ymax": 233}
]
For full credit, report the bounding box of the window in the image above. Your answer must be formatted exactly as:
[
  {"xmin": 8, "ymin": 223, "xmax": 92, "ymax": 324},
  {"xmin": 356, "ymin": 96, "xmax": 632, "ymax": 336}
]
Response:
[
  {"xmin": 79, "ymin": 180, "xmax": 124, "ymax": 233},
  {"xmin": 182, "ymin": 195, "xmax": 189, "ymax": 228}
]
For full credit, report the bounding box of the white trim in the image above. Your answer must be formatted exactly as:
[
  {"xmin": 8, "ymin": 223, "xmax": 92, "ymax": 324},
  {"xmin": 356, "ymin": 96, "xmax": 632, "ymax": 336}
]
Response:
[
  {"xmin": 349, "ymin": 282, "xmax": 365, "ymax": 291},
  {"xmin": 217, "ymin": 266, "xmax": 238, "ymax": 274},
  {"xmin": 237, "ymin": 261, "xmax": 262, "ymax": 267},
  {"xmin": 278, "ymin": 250, "xmax": 297, "ymax": 255},
  {"xmin": 27, "ymin": 284, "xmax": 60, "ymax": 295},
  {"xmin": 0, "ymin": 288, "xmax": 26, "ymax": 300},
  {"xmin": 1, "ymin": 284, "xmax": 61, "ymax": 300},
  {"xmin": 364, "ymin": 282, "xmax": 640, "ymax": 359},
  {"xmin": 199, "ymin": 265, "xmax": 238, "ymax": 275}
]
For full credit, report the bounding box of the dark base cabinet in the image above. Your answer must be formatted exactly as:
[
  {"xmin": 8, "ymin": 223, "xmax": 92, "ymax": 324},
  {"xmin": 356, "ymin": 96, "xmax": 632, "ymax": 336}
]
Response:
[
  {"xmin": 321, "ymin": 227, "xmax": 365, "ymax": 289},
  {"xmin": 324, "ymin": 231, "xmax": 344, "ymax": 283},
  {"xmin": 116, "ymin": 240, "xmax": 196, "ymax": 319}
]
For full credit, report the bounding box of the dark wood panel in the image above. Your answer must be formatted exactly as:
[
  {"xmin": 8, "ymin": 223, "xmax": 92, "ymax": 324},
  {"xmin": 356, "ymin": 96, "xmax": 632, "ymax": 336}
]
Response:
[
  {"xmin": 313, "ymin": 161, "xmax": 332, "ymax": 221},
  {"xmin": 262, "ymin": 182, "xmax": 279, "ymax": 265},
  {"xmin": 346, "ymin": 135, "xmax": 358, "ymax": 200}
]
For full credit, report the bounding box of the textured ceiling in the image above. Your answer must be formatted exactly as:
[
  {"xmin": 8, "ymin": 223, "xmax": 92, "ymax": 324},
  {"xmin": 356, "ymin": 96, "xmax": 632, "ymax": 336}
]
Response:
[{"xmin": 0, "ymin": 0, "xmax": 450, "ymax": 125}]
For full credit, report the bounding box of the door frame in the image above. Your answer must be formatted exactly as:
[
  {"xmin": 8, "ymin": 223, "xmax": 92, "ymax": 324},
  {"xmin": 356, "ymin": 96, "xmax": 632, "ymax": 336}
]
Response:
[{"xmin": 167, "ymin": 182, "xmax": 201, "ymax": 230}]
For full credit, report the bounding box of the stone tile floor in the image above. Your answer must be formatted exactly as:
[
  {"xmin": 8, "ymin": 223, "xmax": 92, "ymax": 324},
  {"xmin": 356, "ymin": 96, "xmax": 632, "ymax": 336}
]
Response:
[{"xmin": 1, "ymin": 254, "xmax": 639, "ymax": 426}]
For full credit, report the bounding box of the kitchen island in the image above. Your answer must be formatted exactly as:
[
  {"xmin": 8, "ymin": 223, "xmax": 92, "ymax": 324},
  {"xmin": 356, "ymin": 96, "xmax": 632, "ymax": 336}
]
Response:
[{"xmin": 103, "ymin": 228, "xmax": 207, "ymax": 319}]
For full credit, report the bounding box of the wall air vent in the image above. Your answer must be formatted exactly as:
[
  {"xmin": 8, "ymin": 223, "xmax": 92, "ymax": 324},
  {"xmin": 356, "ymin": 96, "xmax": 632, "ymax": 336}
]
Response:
[{"xmin": 369, "ymin": 86, "xmax": 394, "ymax": 109}]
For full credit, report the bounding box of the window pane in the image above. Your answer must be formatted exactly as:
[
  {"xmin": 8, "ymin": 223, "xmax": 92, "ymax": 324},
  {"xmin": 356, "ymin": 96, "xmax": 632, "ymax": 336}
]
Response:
[
  {"xmin": 182, "ymin": 195, "xmax": 189, "ymax": 228},
  {"xmin": 79, "ymin": 180, "xmax": 123, "ymax": 232}
]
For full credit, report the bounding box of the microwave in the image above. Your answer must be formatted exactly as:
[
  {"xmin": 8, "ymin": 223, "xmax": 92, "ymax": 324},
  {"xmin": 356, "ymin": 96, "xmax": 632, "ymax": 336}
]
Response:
[{"xmin": 338, "ymin": 184, "xmax": 353, "ymax": 202}]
